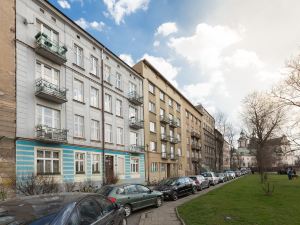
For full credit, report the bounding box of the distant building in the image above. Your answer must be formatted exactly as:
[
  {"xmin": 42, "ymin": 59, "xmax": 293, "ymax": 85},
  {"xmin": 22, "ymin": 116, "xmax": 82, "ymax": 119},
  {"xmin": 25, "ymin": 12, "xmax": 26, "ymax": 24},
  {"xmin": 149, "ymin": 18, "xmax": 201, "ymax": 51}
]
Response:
[
  {"xmin": 222, "ymin": 140, "xmax": 231, "ymax": 170},
  {"xmin": 215, "ymin": 129, "xmax": 223, "ymax": 171}
]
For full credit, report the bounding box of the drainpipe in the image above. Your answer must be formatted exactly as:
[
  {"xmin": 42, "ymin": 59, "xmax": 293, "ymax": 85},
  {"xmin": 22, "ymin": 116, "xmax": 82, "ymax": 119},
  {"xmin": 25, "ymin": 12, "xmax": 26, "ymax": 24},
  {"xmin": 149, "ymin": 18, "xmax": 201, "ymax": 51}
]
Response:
[{"xmin": 101, "ymin": 49, "xmax": 105, "ymax": 186}]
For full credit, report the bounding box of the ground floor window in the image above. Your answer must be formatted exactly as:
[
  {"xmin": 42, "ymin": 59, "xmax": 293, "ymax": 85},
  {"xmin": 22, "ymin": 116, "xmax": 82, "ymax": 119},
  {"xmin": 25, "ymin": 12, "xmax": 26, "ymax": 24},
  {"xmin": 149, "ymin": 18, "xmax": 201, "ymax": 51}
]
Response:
[
  {"xmin": 160, "ymin": 163, "xmax": 166, "ymax": 172},
  {"xmin": 130, "ymin": 158, "xmax": 139, "ymax": 173},
  {"xmin": 92, "ymin": 154, "xmax": 101, "ymax": 174},
  {"xmin": 117, "ymin": 157, "xmax": 125, "ymax": 176},
  {"xmin": 36, "ymin": 149, "xmax": 60, "ymax": 175},
  {"xmin": 75, "ymin": 152, "xmax": 85, "ymax": 174},
  {"xmin": 151, "ymin": 162, "xmax": 158, "ymax": 172}
]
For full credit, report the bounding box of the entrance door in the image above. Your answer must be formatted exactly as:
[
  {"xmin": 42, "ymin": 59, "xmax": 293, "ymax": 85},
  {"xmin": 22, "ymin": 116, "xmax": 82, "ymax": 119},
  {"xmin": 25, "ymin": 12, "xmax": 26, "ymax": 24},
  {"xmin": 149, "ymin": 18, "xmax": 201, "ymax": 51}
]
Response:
[
  {"xmin": 105, "ymin": 155, "xmax": 114, "ymax": 184},
  {"xmin": 167, "ymin": 164, "xmax": 171, "ymax": 178}
]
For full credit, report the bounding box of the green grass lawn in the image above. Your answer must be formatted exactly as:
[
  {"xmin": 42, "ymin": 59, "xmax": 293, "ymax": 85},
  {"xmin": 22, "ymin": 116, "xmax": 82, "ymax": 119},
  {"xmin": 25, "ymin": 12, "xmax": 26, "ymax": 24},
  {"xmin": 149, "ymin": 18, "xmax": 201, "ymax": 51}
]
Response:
[{"xmin": 178, "ymin": 175, "xmax": 300, "ymax": 225}]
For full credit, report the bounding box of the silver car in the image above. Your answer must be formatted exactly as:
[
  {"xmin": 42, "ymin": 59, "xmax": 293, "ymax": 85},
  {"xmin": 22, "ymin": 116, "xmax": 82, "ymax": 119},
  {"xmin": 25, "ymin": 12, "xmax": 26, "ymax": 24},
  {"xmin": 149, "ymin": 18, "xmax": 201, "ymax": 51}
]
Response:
[{"xmin": 201, "ymin": 172, "xmax": 219, "ymax": 186}]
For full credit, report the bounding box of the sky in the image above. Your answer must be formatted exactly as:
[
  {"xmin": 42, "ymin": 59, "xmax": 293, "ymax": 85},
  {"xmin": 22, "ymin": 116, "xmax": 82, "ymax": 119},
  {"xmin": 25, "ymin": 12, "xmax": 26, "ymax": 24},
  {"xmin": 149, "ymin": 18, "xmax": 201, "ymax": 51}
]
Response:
[{"xmin": 50, "ymin": 0, "xmax": 300, "ymax": 130}]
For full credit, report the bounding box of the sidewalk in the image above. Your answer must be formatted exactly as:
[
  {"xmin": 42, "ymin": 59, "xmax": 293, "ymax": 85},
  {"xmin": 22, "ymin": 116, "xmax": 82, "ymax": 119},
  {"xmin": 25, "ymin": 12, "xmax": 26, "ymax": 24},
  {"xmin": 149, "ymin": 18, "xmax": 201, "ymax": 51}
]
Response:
[{"xmin": 138, "ymin": 181, "xmax": 231, "ymax": 225}]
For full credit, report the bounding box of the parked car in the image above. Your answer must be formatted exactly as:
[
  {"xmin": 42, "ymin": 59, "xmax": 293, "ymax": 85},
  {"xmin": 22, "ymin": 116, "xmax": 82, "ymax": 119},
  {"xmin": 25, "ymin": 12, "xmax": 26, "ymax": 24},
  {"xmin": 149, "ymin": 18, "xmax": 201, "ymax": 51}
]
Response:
[
  {"xmin": 201, "ymin": 172, "xmax": 219, "ymax": 186},
  {"xmin": 234, "ymin": 170, "xmax": 242, "ymax": 177},
  {"xmin": 189, "ymin": 175, "xmax": 210, "ymax": 191},
  {"xmin": 216, "ymin": 173, "xmax": 227, "ymax": 183},
  {"xmin": 154, "ymin": 177, "xmax": 196, "ymax": 201},
  {"xmin": 97, "ymin": 184, "xmax": 163, "ymax": 217},
  {"xmin": 225, "ymin": 170, "xmax": 236, "ymax": 179},
  {"xmin": 0, "ymin": 193, "xmax": 127, "ymax": 225}
]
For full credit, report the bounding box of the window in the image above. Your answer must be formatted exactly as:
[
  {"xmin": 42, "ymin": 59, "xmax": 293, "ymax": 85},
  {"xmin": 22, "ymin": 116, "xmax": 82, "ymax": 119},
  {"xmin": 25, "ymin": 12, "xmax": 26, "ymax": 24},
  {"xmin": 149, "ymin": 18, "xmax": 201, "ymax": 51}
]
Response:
[
  {"xmin": 74, "ymin": 79, "xmax": 84, "ymax": 102},
  {"xmin": 150, "ymin": 122, "xmax": 156, "ymax": 133},
  {"xmin": 90, "ymin": 87, "xmax": 99, "ymax": 107},
  {"xmin": 104, "ymin": 94, "xmax": 112, "ymax": 113},
  {"xmin": 151, "ymin": 162, "xmax": 158, "ymax": 172},
  {"xmin": 117, "ymin": 127, "xmax": 124, "ymax": 145},
  {"xmin": 130, "ymin": 158, "xmax": 139, "ymax": 173},
  {"xmin": 187, "ymin": 137, "xmax": 190, "ymax": 144},
  {"xmin": 90, "ymin": 55, "xmax": 98, "ymax": 76},
  {"xmin": 104, "ymin": 65, "xmax": 111, "ymax": 83},
  {"xmin": 36, "ymin": 149, "xmax": 60, "ymax": 175},
  {"xmin": 149, "ymin": 101, "xmax": 156, "ymax": 113},
  {"xmin": 129, "ymin": 106, "xmax": 137, "ymax": 119},
  {"xmin": 90, "ymin": 120, "xmax": 100, "ymax": 141},
  {"xmin": 159, "ymin": 91, "xmax": 165, "ymax": 101},
  {"xmin": 37, "ymin": 105, "xmax": 60, "ymax": 128},
  {"xmin": 149, "ymin": 83, "xmax": 155, "ymax": 94},
  {"xmin": 150, "ymin": 141, "xmax": 156, "ymax": 152},
  {"xmin": 129, "ymin": 82, "xmax": 136, "ymax": 93},
  {"xmin": 36, "ymin": 20, "xmax": 58, "ymax": 43},
  {"xmin": 161, "ymin": 126, "xmax": 165, "ymax": 135},
  {"xmin": 178, "ymin": 148, "xmax": 182, "ymax": 156},
  {"xmin": 161, "ymin": 143, "xmax": 166, "ymax": 153},
  {"xmin": 92, "ymin": 154, "xmax": 100, "ymax": 174},
  {"xmin": 74, "ymin": 115, "xmax": 84, "ymax": 138},
  {"xmin": 169, "ymin": 114, "xmax": 174, "ymax": 120},
  {"xmin": 36, "ymin": 62, "xmax": 59, "ymax": 86},
  {"xmin": 160, "ymin": 108, "xmax": 165, "ymax": 116},
  {"xmin": 74, "ymin": 44, "xmax": 83, "ymax": 67},
  {"xmin": 170, "ymin": 145, "xmax": 175, "ymax": 158},
  {"xmin": 116, "ymin": 73, "xmax": 122, "ymax": 89},
  {"xmin": 177, "ymin": 133, "xmax": 181, "ymax": 141},
  {"xmin": 116, "ymin": 99, "xmax": 122, "ymax": 117},
  {"xmin": 161, "ymin": 163, "xmax": 166, "ymax": 172},
  {"xmin": 75, "ymin": 152, "xmax": 85, "ymax": 174},
  {"xmin": 105, "ymin": 124, "xmax": 112, "ymax": 143},
  {"xmin": 130, "ymin": 132, "xmax": 138, "ymax": 145},
  {"xmin": 168, "ymin": 98, "xmax": 173, "ymax": 107},
  {"xmin": 78, "ymin": 199, "xmax": 101, "ymax": 223},
  {"xmin": 117, "ymin": 157, "xmax": 125, "ymax": 176},
  {"xmin": 177, "ymin": 118, "xmax": 181, "ymax": 127},
  {"xmin": 169, "ymin": 129, "xmax": 174, "ymax": 138},
  {"xmin": 176, "ymin": 103, "xmax": 181, "ymax": 112}
]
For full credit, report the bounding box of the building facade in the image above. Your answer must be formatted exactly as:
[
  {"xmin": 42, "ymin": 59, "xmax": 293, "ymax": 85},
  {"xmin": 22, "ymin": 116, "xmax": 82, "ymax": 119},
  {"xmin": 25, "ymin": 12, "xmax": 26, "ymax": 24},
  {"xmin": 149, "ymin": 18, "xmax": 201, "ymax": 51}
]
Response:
[
  {"xmin": 222, "ymin": 140, "xmax": 231, "ymax": 170},
  {"xmin": 196, "ymin": 105, "xmax": 215, "ymax": 171},
  {"xmin": 0, "ymin": 0, "xmax": 16, "ymax": 189},
  {"xmin": 133, "ymin": 60, "xmax": 203, "ymax": 183},
  {"xmin": 15, "ymin": 0, "xmax": 144, "ymax": 186},
  {"xmin": 215, "ymin": 129, "xmax": 223, "ymax": 171}
]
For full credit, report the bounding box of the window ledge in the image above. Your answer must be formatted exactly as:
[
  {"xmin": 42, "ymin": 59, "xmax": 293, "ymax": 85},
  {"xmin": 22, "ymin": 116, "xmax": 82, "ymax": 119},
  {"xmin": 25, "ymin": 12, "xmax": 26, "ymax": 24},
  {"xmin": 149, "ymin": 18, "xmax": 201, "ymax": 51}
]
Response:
[
  {"xmin": 75, "ymin": 172, "xmax": 86, "ymax": 175},
  {"xmin": 74, "ymin": 137, "xmax": 86, "ymax": 140},
  {"xmin": 116, "ymin": 144, "xmax": 125, "ymax": 147},
  {"xmin": 104, "ymin": 80, "xmax": 113, "ymax": 86},
  {"xmin": 115, "ymin": 87, "xmax": 123, "ymax": 92},
  {"xmin": 90, "ymin": 105, "xmax": 101, "ymax": 110},
  {"xmin": 91, "ymin": 139, "xmax": 101, "ymax": 143},
  {"xmin": 89, "ymin": 72, "xmax": 100, "ymax": 79},
  {"xmin": 73, "ymin": 99, "xmax": 86, "ymax": 105},
  {"xmin": 72, "ymin": 63, "xmax": 85, "ymax": 71},
  {"xmin": 116, "ymin": 115, "xmax": 123, "ymax": 119},
  {"xmin": 104, "ymin": 111, "xmax": 113, "ymax": 115},
  {"xmin": 105, "ymin": 142, "xmax": 113, "ymax": 145}
]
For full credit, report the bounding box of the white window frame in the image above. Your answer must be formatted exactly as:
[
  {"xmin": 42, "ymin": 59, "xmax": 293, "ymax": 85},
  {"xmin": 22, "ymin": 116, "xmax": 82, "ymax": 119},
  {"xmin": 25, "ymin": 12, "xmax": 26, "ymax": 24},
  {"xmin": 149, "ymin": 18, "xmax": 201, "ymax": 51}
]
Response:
[
  {"xmin": 90, "ymin": 87, "xmax": 99, "ymax": 108},
  {"xmin": 116, "ymin": 99, "xmax": 122, "ymax": 117},
  {"xmin": 105, "ymin": 123, "xmax": 113, "ymax": 143},
  {"xmin": 36, "ymin": 61, "xmax": 60, "ymax": 86},
  {"xmin": 149, "ymin": 83, "xmax": 155, "ymax": 94},
  {"xmin": 130, "ymin": 157, "xmax": 139, "ymax": 173},
  {"xmin": 75, "ymin": 151, "xmax": 86, "ymax": 174},
  {"xmin": 104, "ymin": 93, "xmax": 112, "ymax": 113},
  {"xmin": 117, "ymin": 127, "xmax": 124, "ymax": 145},
  {"xmin": 36, "ymin": 105, "xmax": 60, "ymax": 129},
  {"xmin": 36, "ymin": 147, "xmax": 61, "ymax": 175},
  {"xmin": 159, "ymin": 91, "xmax": 165, "ymax": 101},
  {"xmin": 149, "ymin": 121, "xmax": 156, "ymax": 133},
  {"xmin": 74, "ymin": 115, "xmax": 84, "ymax": 138},
  {"xmin": 104, "ymin": 64, "xmax": 111, "ymax": 83},
  {"xmin": 116, "ymin": 72, "xmax": 122, "ymax": 90},
  {"xmin": 149, "ymin": 101, "xmax": 155, "ymax": 113},
  {"xmin": 73, "ymin": 79, "xmax": 84, "ymax": 102},
  {"xmin": 92, "ymin": 153, "xmax": 101, "ymax": 174},
  {"xmin": 90, "ymin": 55, "xmax": 98, "ymax": 76},
  {"xmin": 150, "ymin": 141, "xmax": 156, "ymax": 152},
  {"xmin": 151, "ymin": 162, "xmax": 158, "ymax": 172},
  {"xmin": 74, "ymin": 44, "xmax": 83, "ymax": 67},
  {"xmin": 90, "ymin": 119, "xmax": 100, "ymax": 141}
]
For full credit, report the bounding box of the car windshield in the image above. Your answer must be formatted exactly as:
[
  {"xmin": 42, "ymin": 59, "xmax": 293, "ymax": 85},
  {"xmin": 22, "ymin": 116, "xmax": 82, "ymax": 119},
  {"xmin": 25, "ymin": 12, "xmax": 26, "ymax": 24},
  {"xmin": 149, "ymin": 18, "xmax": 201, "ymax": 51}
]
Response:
[
  {"xmin": 189, "ymin": 177, "xmax": 197, "ymax": 180},
  {"xmin": 159, "ymin": 178, "xmax": 177, "ymax": 186}
]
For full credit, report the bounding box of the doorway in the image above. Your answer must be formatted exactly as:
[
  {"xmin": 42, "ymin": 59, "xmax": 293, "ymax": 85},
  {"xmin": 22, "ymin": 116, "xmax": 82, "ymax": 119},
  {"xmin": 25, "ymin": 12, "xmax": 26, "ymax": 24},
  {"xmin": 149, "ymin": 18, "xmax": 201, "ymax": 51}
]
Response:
[{"xmin": 105, "ymin": 155, "xmax": 114, "ymax": 184}]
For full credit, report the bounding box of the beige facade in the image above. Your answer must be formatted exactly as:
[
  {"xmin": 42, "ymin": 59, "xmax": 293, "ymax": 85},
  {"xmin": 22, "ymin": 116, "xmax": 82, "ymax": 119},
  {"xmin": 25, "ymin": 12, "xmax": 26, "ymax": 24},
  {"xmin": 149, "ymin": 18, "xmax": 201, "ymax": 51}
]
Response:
[
  {"xmin": 134, "ymin": 60, "xmax": 203, "ymax": 183},
  {"xmin": 0, "ymin": 0, "xmax": 16, "ymax": 188}
]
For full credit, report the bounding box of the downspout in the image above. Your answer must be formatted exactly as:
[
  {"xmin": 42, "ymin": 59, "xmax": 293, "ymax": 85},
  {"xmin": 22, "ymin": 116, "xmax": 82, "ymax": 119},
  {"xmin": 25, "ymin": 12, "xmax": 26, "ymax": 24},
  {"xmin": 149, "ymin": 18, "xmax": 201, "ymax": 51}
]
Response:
[{"xmin": 101, "ymin": 49, "xmax": 105, "ymax": 185}]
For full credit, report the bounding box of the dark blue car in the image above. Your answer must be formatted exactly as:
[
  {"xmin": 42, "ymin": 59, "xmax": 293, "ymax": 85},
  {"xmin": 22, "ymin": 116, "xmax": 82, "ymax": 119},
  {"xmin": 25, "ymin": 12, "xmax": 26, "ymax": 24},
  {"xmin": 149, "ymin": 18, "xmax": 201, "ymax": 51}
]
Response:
[{"xmin": 0, "ymin": 193, "xmax": 127, "ymax": 225}]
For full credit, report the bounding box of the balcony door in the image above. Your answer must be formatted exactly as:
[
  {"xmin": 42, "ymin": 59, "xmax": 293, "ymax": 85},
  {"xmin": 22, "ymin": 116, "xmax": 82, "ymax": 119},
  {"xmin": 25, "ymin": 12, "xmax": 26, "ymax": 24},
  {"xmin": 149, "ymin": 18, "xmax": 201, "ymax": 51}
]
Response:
[
  {"xmin": 129, "ymin": 106, "xmax": 138, "ymax": 120},
  {"xmin": 36, "ymin": 105, "xmax": 60, "ymax": 128},
  {"xmin": 129, "ymin": 82, "xmax": 137, "ymax": 93},
  {"xmin": 36, "ymin": 62, "xmax": 59, "ymax": 86},
  {"xmin": 130, "ymin": 132, "xmax": 138, "ymax": 145}
]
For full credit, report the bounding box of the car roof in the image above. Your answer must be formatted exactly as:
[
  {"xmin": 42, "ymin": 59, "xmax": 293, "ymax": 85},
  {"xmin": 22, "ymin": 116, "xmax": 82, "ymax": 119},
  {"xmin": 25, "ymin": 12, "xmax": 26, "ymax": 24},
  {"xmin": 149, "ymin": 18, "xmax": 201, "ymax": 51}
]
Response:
[{"xmin": 0, "ymin": 193, "xmax": 98, "ymax": 224}]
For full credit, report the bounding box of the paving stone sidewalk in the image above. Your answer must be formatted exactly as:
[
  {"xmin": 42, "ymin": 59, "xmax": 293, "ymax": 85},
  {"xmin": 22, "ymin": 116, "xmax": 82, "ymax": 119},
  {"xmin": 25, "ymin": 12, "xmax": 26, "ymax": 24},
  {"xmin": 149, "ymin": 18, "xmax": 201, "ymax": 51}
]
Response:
[{"xmin": 138, "ymin": 180, "xmax": 233, "ymax": 225}]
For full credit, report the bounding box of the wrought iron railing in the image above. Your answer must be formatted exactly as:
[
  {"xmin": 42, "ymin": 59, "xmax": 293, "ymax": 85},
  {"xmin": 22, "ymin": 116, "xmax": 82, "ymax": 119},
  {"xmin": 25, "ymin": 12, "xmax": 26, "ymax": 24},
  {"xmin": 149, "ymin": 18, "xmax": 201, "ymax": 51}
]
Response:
[
  {"xmin": 35, "ymin": 78, "xmax": 67, "ymax": 102},
  {"xmin": 128, "ymin": 91, "xmax": 143, "ymax": 105},
  {"xmin": 36, "ymin": 124, "xmax": 68, "ymax": 142},
  {"xmin": 130, "ymin": 144, "xmax": 145, "ymax": 152},
  {"xmin": 161, "ymin": 152, "xmax": 168, "ymax": 159},
  {"xmin": 160, "ymin": 115, "xmax": 170, "ymax": 124},
  {"xmin": 129, "ymin": 117, "xmax": 144, "ymax": 129},
  {"xmin": 161, "ymin": 133, "xmax": 169, "ymax": 141},
  {"xmin": 169, "ymin": 118, "xmax": 179, "ymax": 127},
  {"xmin": 169, "ymin": 136, "xmax": 179, "ymax": 144}
]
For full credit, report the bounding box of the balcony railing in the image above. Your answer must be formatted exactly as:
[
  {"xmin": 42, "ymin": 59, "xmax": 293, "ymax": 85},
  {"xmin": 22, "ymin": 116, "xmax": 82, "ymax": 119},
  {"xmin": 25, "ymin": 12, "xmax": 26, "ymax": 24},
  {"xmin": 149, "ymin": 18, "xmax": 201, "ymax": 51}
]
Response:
[
  {"xmin": 160, "ymin": 115, "xmax": 170, "ymax": 124},
  {"xmin": 169, "ymin": 136, "xmax": 179, "ymax": 144},
  {"xmin": 36, "ymin": 124, "xmax": 68, "ymax": 143},
  {"xmin": 191, "ymin": 142, "xmax": 201, "ymax": 150},
  {"xmin": 128, "ymin": 91, "xmax": 143, "ymax": 105},
  {"xmin": 129, "ymin": 117, "xmax": 144, "ymax": 130},
  {"xmin": 191, "ymin": 131, "xmax": 201, "ymax": 139},
  {"xmin": 130, "ymin": 144, "xmax": 145, "ymax": 153},
  {"xmin": 35, "ymin": 78, "xmax": 67, "ymax": 103},
  {"xmin": 169, "ymin": 153, "xmax": 178, "ymax": 160},
  {"xmin": 169, "ymin": 118, "xmax": 179, "ymax": 128},
  {"xmin": 161, "ymin": 152, "xmax": 168, "ymax": 159},
  {"xmin": 35, "ymin": 32, "xmax": 67, "ymax": 65},
  {"xmin": 161, "ymin": 133, "xmax": 169, "ymax": 142}
]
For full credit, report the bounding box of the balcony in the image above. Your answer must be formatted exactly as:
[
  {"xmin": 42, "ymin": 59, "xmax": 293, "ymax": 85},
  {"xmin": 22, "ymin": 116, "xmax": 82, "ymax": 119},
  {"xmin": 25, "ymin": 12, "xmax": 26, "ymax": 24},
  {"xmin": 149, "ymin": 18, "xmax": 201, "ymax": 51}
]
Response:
[
  {"xmin": 130, "ymin": 144, "xmax": 145, "ymax": 153},
  {"xmin": 191, "ymin": 142, "xmax": 201, "ymax": 150},
  {"xmin": 128, "ymin": 91, "xmax": 143, "ymax": 105},
  {"xmin": 129, "ymin": 117, "xmax": 144, "ymax": 130},
  {"xmin": 169, "ymin": 136, "xmax": 179, "ymax": 144},
  {"xmin": 160, "ymin": 115, "xmax": 170, "ymax": 124},
  {"xmin": 161, "ymin": 133, "xmax": 169, "ymax": 142},
  {"xmin": 35, "ymin": 32, "xmax": 67, "ymax": 65},
  {"xmin": 191, "ymin": 131, "xmax": 201, "ymax": 139},
  {"xmin": 169, "ymin": 153, "xmax": 178, "ymax": 160},
  {"xmin": 36, "ymin": 125, "xmax": 68, "ymax": 143},
  {"xmin": 161, "ymin": 152, "xmax": 168, "ymax": 159},
  {"xmin": 169, "ymin": 118, "xmax": 179, "ymax": 128},
  {"xmin": 191, "ymin": 157, "xmax": 200, "ymax": 163},
  {"xmin": 35, "ymin": 78, "xmax": 67, "ymax": 103}
]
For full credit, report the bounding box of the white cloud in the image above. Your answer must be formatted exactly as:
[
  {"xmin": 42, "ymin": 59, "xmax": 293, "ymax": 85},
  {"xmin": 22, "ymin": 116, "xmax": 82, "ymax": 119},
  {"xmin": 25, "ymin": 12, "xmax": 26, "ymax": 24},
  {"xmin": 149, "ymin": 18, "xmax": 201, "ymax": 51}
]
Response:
[
  {"xmin": 103, "ymin": 0, "xmax": 150, "ymax": 25},
  {"xmin": 155, "ymin": 22, "xmax": 178, "ymax": 37},
  {"xmin": 75, "ymin": 18, "xmax": 105, "ymax": 31},
  {"xmin": 119, "ymin": 54, "xmax": 135, "ymax": 66},
  {"xmin": 224, "ymin": 49, "xmax": 264, "ymax": 68},
  {"xmin": 142, "ymin": 54, "xmax": 180, "ymax": 87},
  {"xmin": 168, "ymin": 23, "xmax": 242, "ymax": 71},
  {"xmin": 57, "ymin": 0, "xmax": 71, "ymax": 9},
  {"xmin": 153, "ymin": 40, "xmax": 160, "ymax": 47}
]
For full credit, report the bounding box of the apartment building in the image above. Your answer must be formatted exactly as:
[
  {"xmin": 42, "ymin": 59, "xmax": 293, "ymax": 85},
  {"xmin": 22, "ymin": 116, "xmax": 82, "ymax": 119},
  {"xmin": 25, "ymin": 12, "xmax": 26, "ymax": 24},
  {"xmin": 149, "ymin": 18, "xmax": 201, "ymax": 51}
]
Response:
[
  {"xmin": 195, "ymin": 105, "xmax": 215, "ymax": 171},
  {"xmin": 133, "ymin": 60, "xmax": 203, "ymax": 182},
  {"xmin": 15, "ymin": 0, "xmax": 144, "ymax": 186},
  {"xmin": 0, "ymin": 0, "xmax": 16, "ymax": 187},
  {"xmin": 215, "ymin": 128, "xmax": 223, "ymax": 171}
]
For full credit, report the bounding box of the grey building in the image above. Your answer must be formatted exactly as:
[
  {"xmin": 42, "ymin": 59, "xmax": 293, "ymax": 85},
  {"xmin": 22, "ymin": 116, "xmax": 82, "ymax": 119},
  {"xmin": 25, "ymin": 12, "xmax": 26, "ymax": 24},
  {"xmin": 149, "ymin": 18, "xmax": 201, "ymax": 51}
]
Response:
[{"xmin": 15, "ymin": 0, "xmax": 145, "ymax": 186}]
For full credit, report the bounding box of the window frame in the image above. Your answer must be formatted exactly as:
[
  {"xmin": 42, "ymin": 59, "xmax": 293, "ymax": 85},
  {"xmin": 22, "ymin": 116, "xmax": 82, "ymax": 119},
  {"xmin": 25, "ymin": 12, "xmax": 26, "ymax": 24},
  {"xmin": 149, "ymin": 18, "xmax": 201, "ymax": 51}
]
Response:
[
  {"xmin": 36, "ymin": 148, "xmax": 61, "ymax": 175},
  {"xmin": 75, "ymin": 151, "xmax": 86, "ymax": 174},
  {"xmin": 73, "ymin": 79, "xmax": 84, "ymax": 102}
]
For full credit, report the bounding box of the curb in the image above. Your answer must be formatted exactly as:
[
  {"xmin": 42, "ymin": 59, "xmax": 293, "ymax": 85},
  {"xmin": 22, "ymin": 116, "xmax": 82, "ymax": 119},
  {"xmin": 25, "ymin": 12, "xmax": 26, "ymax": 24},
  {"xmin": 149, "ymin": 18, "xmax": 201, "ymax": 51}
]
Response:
[{"xmin": 175, "ymin": 207, "xmax": 186, "ymax": 225}]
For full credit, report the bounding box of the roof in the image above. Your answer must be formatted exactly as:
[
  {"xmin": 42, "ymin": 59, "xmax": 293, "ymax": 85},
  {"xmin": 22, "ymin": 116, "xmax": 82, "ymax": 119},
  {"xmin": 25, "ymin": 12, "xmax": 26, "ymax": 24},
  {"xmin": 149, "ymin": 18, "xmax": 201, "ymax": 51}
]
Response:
[
  {"xmin": 36, "ymin": 0, "xmax": 142, "ymax": 80},
  {"xmin": 0, "ymin": 193, "xmax": 93, "ymax": 224},
  {"xmin": 137, "ymin": 59, "xmax": 203, "ymax": 117}
]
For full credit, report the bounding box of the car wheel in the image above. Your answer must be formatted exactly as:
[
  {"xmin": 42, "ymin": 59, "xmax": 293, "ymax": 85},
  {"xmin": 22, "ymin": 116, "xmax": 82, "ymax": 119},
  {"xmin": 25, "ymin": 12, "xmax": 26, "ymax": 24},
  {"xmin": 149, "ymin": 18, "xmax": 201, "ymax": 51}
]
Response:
[
  {"xmin": 199, "ymin": 186, "xmax": 203, "ymax": 191},
  {"xmin": 119, "ymin": 218, "xmax": 127, "ymax": 225},
  {"xmin": 207, "ymin": 183, "xmax": 210, "ymax": 188},
  {"xmin": 192, "ymin": 186, "xmax": 196, "ymax": 194},
  {"xmin": 124, "ymin": 204, "xmax": 132, "ymax": 217},
  {"xmin": 155, "ymin": 196, "xmax": 162, "ymax": 207},
  {"xmin": 172, "ymin": 192, "xmax": 178, "ymax": 201}
]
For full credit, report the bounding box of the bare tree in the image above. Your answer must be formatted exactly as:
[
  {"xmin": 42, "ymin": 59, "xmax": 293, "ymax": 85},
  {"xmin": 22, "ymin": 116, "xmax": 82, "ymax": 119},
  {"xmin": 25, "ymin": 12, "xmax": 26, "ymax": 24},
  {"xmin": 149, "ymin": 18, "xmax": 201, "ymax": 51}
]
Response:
[{"xmin": 242, "ymin": 91, "xmax": 286, "ymax": 182}]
